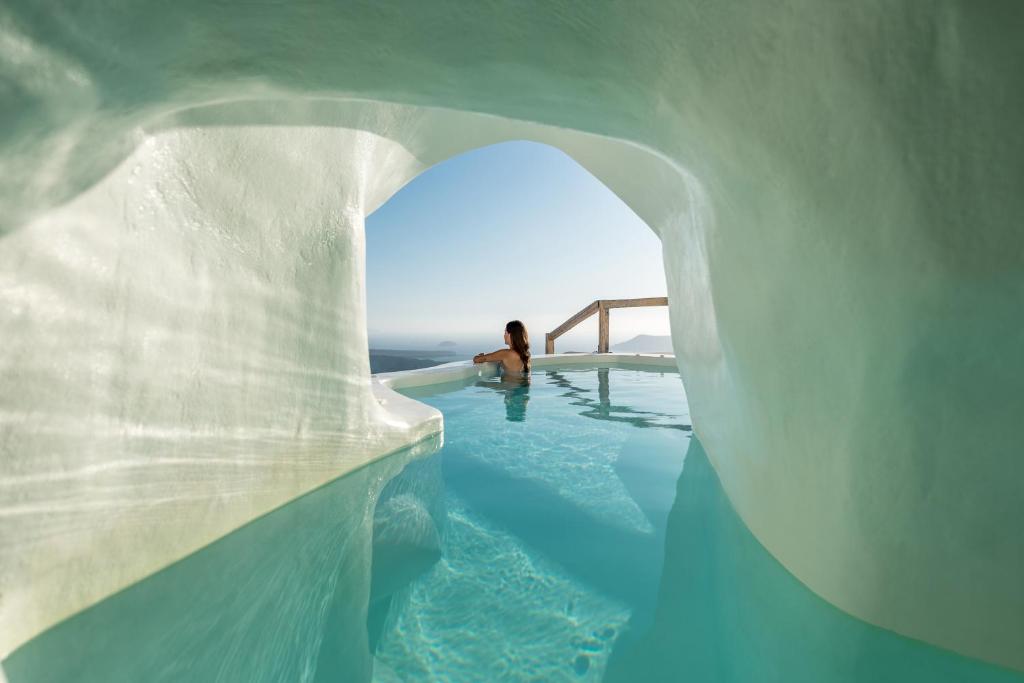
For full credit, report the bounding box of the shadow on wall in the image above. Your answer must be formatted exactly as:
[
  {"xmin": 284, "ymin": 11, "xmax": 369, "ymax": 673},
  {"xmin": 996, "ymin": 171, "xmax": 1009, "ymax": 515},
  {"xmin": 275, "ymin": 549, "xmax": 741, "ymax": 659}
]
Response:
[{"xmin": 604, "ymin": 438, "xmax": 1024, "ymax": 683}]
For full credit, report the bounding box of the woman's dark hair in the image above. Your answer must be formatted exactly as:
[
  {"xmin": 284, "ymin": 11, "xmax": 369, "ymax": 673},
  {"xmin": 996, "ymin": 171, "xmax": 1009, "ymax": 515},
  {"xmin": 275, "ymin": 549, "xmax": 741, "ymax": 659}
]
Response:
[{"xmin": 505, "ymin": 320, "xmax": 531, "ymax": 372}]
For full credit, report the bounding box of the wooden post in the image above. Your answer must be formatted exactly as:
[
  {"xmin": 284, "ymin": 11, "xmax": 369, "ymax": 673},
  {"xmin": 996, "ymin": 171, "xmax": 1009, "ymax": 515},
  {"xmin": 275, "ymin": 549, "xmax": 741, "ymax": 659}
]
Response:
[
  {"xmin": 545, "ymin": 297, "xmax": 667, "ymax": 356},
  {"xmin": 598, "ymin": 301, "xmax": 609, "ymax": 353}
]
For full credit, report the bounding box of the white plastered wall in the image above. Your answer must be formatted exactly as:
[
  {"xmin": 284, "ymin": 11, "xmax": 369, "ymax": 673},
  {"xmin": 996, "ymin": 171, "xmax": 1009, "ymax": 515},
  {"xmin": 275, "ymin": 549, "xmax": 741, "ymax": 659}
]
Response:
[{"xmin": 1, "ymin": 1, "xmax": 1022, "ymax": 672}]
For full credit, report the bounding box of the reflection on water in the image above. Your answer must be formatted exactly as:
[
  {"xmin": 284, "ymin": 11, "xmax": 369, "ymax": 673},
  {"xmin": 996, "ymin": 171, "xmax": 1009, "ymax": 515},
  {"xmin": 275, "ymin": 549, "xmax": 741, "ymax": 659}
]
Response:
[
  {"xmin": 472, "ymin": 366, "xmax": 688, "ymax": 429},
  {"xmin": 545, "ymin": 368, "xmax": 691, "ymax": 431},
  {"xmin": 474, "ymin": 373, "xmax": 531, "ymax": 422},
  {"xmin": 3, "ymin": 436, "xmax": 441, "ymax": 683},
  {"xmin": 367, "ymin": 453, "xmax": 447, "ymax": 654},
  {"xmin": 604, "ymin": 438, "xmax": 1023, "ymax": 683}
]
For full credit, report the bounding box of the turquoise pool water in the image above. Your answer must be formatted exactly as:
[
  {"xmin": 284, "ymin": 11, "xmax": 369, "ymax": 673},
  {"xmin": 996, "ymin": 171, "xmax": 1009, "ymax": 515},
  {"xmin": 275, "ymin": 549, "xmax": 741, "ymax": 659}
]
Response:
[
  {"xmin": 4, "ymin": 365, "xmax": 1021, "ymax": 682},
  {"xmin": 371, "ymin": 367, "xmax": 692, "ymax": 682},
  {"xmin": 372, "ymin": 365, "xmax": 1022, "ymax": 683}
]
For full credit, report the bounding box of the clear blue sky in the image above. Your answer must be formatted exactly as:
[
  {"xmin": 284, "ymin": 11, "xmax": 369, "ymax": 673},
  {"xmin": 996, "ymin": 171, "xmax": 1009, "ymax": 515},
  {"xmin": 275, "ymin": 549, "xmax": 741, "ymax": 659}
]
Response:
[{"xmin": 365, "ymin": 141, "xmax": 669, "ymax": 351}]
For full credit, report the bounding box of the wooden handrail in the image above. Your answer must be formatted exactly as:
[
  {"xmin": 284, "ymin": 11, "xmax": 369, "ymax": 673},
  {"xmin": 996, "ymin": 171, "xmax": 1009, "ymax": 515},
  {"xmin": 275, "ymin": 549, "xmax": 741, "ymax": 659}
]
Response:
[
  {"xmin": 545, "ymin": 297, "xmax": 668, "ymax": 354},
  {"xmin": 547, "ymin": 301, "xmax": 599, "ymax": 340}
]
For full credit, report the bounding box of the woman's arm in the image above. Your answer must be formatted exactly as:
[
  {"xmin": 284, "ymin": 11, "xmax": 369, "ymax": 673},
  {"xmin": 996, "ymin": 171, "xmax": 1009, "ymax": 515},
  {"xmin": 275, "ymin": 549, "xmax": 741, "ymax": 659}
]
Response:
[{"xmin": 473, "ymin": 350, "xmax": 506, "ymax": 364}]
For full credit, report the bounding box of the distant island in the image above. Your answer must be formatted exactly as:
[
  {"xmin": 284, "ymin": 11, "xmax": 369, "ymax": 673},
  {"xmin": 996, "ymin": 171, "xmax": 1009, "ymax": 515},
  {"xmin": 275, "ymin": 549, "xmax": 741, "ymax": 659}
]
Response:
[
  {"xmin": 610, "ymin": 334, "xmax": 674, "ymax": 354},
  {"xmin": 437, "ymin": 340, "xmax": 457, "ymax": 347}
]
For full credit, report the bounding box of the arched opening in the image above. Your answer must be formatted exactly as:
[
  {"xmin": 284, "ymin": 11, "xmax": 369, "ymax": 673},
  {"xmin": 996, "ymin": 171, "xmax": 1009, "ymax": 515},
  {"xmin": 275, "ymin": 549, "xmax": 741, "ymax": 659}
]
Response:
[
  {"xmin": 364, "ymin": 139, "xmax": 673, "ymax": 373},
  {"xmin": 0, "ymin": 99, "xmax": 709, "ymax": 670}
]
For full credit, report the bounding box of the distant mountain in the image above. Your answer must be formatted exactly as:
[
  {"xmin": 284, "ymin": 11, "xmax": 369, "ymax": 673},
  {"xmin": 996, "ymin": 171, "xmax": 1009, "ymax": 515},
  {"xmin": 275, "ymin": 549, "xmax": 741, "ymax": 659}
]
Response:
[
  {"xmin": 610, "ymin": 334, "xmax": 674, "ymax": 354},
  {"xmin": 437, "ymin": 340, "xmax": 457, "ymax": 347}
]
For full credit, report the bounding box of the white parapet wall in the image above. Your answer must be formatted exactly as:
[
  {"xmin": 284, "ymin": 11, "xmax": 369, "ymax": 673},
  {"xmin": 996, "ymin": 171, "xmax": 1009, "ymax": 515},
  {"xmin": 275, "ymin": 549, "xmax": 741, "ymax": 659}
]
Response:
[
  {"xmin": 1, "ymin": 2, "xmax": 1021, "ymax": 674},
  {"xmin": 374, "ymin": 353, "xmax": 678, "ymax": 393}
]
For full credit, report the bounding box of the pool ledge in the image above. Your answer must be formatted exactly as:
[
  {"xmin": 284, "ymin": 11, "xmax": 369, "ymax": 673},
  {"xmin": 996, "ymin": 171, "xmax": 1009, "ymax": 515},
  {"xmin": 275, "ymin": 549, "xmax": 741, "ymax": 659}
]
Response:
[
  {"xmin": 368, "ymin": 352, "xmax": 679, "ymax": 464},
  {"xmin": 373, "ymin": 352, "xmax": 678, "ymax": 392},
  {"xmin": 369, "ymin": 353, "xmax": 680, "ymax": 448}
]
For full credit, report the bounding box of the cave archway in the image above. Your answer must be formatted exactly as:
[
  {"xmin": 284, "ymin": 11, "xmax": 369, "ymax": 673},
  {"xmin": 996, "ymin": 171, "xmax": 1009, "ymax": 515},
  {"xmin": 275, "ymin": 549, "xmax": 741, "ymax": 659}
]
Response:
[{"xmin": 2, "ymin": 2, "xmax": 1022, "ymax": 672}]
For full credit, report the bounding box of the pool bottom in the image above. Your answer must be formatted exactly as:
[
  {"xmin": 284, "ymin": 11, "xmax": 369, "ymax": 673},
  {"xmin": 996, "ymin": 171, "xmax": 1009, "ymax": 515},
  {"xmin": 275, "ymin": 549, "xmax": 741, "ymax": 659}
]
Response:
[
  {"xmin": 366, "ymin": 443, "xmax": 1023, "ymax": 683},
  {"xmin": 373, "ymin": 496, "xmax": 630, "ymax": 682}
]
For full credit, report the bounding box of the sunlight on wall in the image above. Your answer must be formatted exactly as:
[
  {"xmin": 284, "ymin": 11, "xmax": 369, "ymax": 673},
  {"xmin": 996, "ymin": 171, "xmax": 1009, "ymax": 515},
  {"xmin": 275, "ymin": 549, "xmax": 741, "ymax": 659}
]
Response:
[{"xmin": 1, "ymin": 1, "xmax": 1021, "ymax": 675}]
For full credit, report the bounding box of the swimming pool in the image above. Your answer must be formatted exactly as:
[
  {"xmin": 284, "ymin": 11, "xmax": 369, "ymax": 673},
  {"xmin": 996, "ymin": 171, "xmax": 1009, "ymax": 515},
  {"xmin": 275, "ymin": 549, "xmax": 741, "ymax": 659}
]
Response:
[
  {"xmin": 4, "ymin": 363, "xmax": 1021, "ymax": 682},
  {"xmin": 368, "ymin": 365, "xmax": 1022, "ymax": 683},
  {"xmin": 371, "ymin": 366, "xmax": 692, "ymax": 682}
]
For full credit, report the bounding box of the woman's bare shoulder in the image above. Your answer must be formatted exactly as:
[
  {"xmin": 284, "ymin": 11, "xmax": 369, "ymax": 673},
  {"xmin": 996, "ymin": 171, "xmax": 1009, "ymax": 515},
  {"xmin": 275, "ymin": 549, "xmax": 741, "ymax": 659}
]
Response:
[{"xmin": 474, "ymin": 348, "xmax": 516, "ymax": 363}]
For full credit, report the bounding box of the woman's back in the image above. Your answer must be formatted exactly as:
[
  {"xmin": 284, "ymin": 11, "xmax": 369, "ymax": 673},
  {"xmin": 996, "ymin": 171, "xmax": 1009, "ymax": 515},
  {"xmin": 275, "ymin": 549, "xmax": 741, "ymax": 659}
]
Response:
[{"xmin": 498, "ymin": 349, "xmax": 527, "ymax": 374}]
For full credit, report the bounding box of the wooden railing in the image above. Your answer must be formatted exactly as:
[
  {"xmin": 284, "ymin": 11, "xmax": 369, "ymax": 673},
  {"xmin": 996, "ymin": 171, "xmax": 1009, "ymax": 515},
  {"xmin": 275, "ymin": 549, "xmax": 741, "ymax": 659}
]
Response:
[{"xmin": 545, "ymin": 297, "xmax": 668, "ymax": 354}]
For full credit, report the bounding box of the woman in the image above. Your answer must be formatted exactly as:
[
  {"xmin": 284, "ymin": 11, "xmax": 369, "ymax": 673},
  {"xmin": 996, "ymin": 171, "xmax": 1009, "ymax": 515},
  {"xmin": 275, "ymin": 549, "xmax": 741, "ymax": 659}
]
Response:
[{"xmin": 473, "ymin": 320, "xmax": 531, "ymax": 376}]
